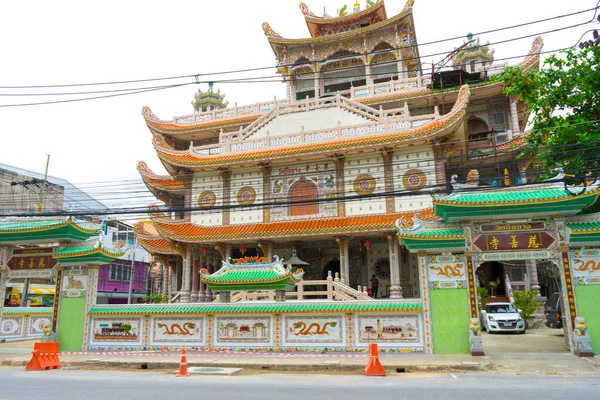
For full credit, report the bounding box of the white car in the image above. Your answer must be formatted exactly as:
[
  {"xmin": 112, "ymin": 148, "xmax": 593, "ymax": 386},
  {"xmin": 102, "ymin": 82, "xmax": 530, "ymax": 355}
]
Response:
[{"xmin": 480, "ymin": 302, "xmax": 526, "ymax": 334}]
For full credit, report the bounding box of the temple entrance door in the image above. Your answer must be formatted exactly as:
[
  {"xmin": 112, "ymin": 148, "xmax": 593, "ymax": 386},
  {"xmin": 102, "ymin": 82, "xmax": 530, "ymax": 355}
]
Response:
[
  {"xmin": 289, "ymin": 179, "xmax": 318, "ymax": 216},
  {"xmin": 477, "ymin": 261, "xmax": 507, "ymax": 300}
]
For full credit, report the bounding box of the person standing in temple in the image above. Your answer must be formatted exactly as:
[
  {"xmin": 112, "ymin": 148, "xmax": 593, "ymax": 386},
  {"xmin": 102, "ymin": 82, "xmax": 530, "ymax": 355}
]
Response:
[{"xmin": 370, "ymin": 274, "xmax": 379, "ymax": 298}]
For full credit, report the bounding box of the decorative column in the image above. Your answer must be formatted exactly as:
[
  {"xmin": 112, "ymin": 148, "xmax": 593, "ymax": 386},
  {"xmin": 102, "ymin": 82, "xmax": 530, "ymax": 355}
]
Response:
[
  {"xmin": 417, "ymin": 251, "xmax": 433, "ymax": 354},
  {"xmin": 199, "ymin": 249, "xmax": 208, "ymax": 302},
  {"xmin": 259, "ymin": 165, "xmax": 272, "ymax": 224},
  {"xmin": 432, "ymin": 142, "xmax": 447, "ymax": 187},
  {"xmin": 180, "ymin": 247, "xmax": 192, "ymax": 303},
  {"xmin": 388, "ymin": 235, "xmax": 402, "ymax": 299},
  {"xmin": 382, "ymin": 150, "xmax": 396, "ymax": 214},
  {"xmin": 336, "ymin": 237, "xmax": 350, "ymax": 283},
  {"xmin": 205, "ymin": 250, "xmax": 214, "ymax": 301},
  {"xmin": 190, "ymin": 251, "xmax": 200, "ymax": 303},
  {"xmin": 526, "ymin": 260, "xmax": 541, "ymax": 296},
  {"xmin": 333, "ymin": 157, "xmax": 346, "ymax": 217},
  {"xmin": 365, "ymin": 62, "xmax": 373, "ymax": 87},
  {"xmin": 313, "ymin": 70, "xmax": 320, "ymax": 98},
  {"xmin": 212, "ymin": 250, "xmax": 222, "ymax": 301},
  {"xmin": 509, "ymin": 97, "xmax": 520, "ymax": 136},
  {"xmin": 220, "ymin": 170, "xmax": 232, "ymax": 226}
]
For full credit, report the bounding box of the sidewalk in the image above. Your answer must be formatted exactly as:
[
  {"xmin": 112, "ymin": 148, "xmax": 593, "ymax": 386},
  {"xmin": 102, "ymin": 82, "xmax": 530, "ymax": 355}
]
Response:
[{"xmin": 1, "ymin": 339, "xmax": 599, "ymax": 375}]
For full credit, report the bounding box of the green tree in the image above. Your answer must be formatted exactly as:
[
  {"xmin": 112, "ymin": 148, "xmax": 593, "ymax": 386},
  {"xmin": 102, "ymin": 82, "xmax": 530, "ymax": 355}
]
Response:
[
  {"xmin": 513, "ymin": 290, "xmax": 539, "ymax": 324},
  {"xmin": 498, "ymin": 47, "xmax": 600, "ymax": 173}
]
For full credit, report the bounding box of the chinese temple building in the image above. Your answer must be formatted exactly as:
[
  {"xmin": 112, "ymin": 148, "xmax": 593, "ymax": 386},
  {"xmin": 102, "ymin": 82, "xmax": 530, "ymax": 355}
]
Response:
[{"xmin": 137, "ymin": 0, "xmax": 541, "ymax": 306}]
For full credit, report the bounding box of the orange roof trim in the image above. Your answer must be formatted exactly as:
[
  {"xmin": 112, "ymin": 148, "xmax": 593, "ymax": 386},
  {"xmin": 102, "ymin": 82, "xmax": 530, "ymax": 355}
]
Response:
[{"xmin": 152, "ymin": 209, "xmax": 433, "ymax": 243}]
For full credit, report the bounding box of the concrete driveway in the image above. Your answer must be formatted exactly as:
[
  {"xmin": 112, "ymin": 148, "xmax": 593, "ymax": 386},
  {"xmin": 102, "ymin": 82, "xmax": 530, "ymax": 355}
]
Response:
[{"xmin": 482, "ymin": 327, "xmax": 568, "ymax": 353}]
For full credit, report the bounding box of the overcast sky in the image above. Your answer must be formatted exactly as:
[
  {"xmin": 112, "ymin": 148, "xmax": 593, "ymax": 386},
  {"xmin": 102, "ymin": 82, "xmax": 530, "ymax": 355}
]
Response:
[{"xmin": 0, "ymin": 0, "xmax": 597, "ymax": 187}]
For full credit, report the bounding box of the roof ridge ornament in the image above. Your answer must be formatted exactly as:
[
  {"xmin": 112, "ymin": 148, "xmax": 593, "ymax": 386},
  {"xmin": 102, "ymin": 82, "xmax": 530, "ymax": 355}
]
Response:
[{"xmin": 262, "ymin": 22, "xmax": 283, "ymax": 38}]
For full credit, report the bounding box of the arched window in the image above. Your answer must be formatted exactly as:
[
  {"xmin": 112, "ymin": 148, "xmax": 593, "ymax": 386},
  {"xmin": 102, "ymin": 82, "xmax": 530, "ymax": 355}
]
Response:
[{"xmin": 289, "ymin": 179, "xmax": 318, "ymax": 216}]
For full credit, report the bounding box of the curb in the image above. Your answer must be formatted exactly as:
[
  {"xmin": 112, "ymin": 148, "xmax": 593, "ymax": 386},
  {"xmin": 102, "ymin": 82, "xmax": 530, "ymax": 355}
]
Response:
[{"xmin": 1, "ymin": 358, "xmax": 490, "ymax": 373}]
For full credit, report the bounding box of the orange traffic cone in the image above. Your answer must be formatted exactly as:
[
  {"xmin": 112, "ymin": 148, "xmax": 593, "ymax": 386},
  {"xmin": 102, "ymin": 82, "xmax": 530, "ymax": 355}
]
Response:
[
  {"xmin": 364, "ymin": 343, "xmax": 386, "ymax": 376},
  {"xmin": 176, "ymin": 348, "xmax": 191, "ymax": 377}
]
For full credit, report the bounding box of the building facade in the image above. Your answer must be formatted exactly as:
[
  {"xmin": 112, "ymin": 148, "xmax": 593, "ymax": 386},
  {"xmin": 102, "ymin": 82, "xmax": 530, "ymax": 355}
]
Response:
[{"xmin": 136, "ymin": 0, "xmax": 539, "ymax": 305}]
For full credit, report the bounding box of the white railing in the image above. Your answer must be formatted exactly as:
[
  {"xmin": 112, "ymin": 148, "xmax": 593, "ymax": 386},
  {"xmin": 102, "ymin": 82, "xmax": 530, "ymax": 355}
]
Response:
[
  {"xmin": 169, "ymin": 291, "xmax": 182, "ymax": 303},
  {"xmin": 165, "ymin": 74, "xmax": 433, "ymax": 126},
  {"xmin": 351, "ymin": 75, "xmax": 427, "ymax": 99},
  {"xmin": 192, "ymin": 105, "xmax": 438, "ymax": 156},
  {"xmin": 215, "ymin": 272, "xmax": 373, "ymax": 303}
]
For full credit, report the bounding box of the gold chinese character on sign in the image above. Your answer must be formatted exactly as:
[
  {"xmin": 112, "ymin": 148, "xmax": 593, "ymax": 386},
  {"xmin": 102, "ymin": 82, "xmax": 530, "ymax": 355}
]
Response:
[
  {"xmin": 489, "ymin": 236, "xmax": 499, "ymax": 250},
  {"xmin": 527, "ymin": 234, "xmax": 541, "ymax": 248},
  {"xmin": 510, "ymin": 235, "xmax": 519, "ymax": 249},
  {"xmin": 38, "ymin": 257, "xmax": 46, "ymax": 268},
  {"xmin": 18, "ymin": 259, "xmax": 25, "ymax": 268},
  {"xmin": 28, "ymin": 258, "xmax": 35, "ymax": 269}
]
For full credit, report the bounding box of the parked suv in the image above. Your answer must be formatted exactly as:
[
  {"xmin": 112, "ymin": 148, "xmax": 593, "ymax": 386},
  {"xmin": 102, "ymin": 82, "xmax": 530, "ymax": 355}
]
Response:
[{"xmin": 545, "ymin": 292, "xmax": 562, "ymax": 329}]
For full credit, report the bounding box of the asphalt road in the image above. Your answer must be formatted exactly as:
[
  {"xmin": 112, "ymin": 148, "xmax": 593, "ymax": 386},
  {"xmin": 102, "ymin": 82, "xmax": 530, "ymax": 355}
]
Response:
[{"xmin": 0, "ymin": 369, "xmax": 599, "ymax": 400}]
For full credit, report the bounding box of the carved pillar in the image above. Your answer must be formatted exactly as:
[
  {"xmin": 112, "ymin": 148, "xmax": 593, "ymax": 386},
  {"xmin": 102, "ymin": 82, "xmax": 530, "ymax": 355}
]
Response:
[
  {"xmin": 212, "ymin": 250, "xmax": 222, "ymax": 301},
  {"xmin": 180, "ymin": 247, "xmax": 192, "ymax": 303},
  {"xmin": 313, "ymin": 70, "xmax": 320, "ymax": 98},
  {"xmin": 161, "ymin": 257, "xmax": 168, "ymax": 297},
  {"xmin": 509, "ymin": 97, "xmax": 520, "ymax": 136},
  {"xmin": 388, "ymin": 235, "xmax": 402, "ymax": 299},
  {"xmin": 220, "ymin": 170, "xmax": 232, "ymax": 226},
  {"xmin": 417, "ymin": 251, "xmax": 433, "ymax": 354},
  {"xmin": 432, "ymin": 142, "xmax": 447, "ymax": 187},
  {"xmin": 205, "ymin": 251, "xmax": 214, "ymax": 301},
  {"xmin": 526, "ymin": 259, "xmax": 541, "ymax": 296},
  {"xmin": 382, "ymin": 150, "xmax": 395, "ymax": 214},
  {"xmin": 336, "ymin": 237, "xmax": 350, "ymax": 283},
  {"xmin": 365, "ymin": 63, "xmax": 373, "ymax": 87},
  {"xmin": 333, "ymin": 156, "xmax": 346, "ymax": 217},
  {"xmin": 199, "ymin": 251, "xmax": 207, "ymax": 302},
  {"xmin": 260, "ymin": 165, "xmax": 272, "ymax": 224},
  {"xmin": 180, "ymin": 173, "xmax": 193, "ymax": 222},
  {"xmin": 191, "ymin": 251, "xmax": 199, "ymax": 302}
]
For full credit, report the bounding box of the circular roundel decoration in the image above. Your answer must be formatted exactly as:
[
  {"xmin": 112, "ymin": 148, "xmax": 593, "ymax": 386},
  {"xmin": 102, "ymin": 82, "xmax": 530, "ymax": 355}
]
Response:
[
  {"xmin": 374, "ymin": 258, "xmax": 391, "ymax": 280},
  {"xmin": 237, "ymin": 186, "xmax": 256, "ymax": 206},
  {"xmin": 353, "ymin": 174, "xmax": 376, "ymax": 195},
  {"xmin": 402, "ymin": 169, "xmax": 427, "ymax": 192},
  {"xmin": 197, "ymin": 190, "xmax": 216, "ymax": 208}
]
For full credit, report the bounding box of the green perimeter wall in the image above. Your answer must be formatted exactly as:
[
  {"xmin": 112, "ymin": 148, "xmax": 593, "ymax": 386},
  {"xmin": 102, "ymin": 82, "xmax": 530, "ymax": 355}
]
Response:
[
  {"xmin": 430, "ymin": 289, "xmax": 470, "ymax": 354},
  {"xmin": 57, "ymin": 298, "xmax": 86, "ymax": 352},
  {"xmin": 575, "ymin": 286, "xmax": 600, "ymax": 354}
]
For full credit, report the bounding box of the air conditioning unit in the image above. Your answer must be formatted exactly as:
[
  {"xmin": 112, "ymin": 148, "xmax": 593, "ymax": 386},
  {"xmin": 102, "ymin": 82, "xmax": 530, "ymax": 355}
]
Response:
[{"xmin": 495, "ymin": 131, "xmax": 509, "ymax": 145}]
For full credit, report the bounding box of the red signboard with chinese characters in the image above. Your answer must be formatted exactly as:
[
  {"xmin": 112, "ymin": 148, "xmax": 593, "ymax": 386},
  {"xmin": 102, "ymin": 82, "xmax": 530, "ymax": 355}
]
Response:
[
  {"xmin": 473, "ymin": 232, "xmax": 555, "ymax": 252},
  {"xmin": 7, "ymin": 248, "xmax": 57, "ymax": 270}
]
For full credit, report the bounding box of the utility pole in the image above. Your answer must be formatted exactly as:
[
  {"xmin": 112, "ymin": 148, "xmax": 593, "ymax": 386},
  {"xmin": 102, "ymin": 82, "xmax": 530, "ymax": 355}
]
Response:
[{"xmin": 37, "ymin": 154, "xmax": 50, "ymax": 215}]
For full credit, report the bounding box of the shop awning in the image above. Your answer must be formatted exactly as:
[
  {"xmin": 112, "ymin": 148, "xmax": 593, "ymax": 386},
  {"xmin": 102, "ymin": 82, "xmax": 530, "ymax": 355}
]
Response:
[{"xmin": 10, "ymin": 285, "xmax": 55, "ymax": 295}]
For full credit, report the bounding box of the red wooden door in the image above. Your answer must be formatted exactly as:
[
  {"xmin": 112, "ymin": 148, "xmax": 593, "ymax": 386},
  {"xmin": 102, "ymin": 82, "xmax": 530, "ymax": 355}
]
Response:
[{"xmin": 289, "ymin": 179, "xmax": 318, "ymax": 216}]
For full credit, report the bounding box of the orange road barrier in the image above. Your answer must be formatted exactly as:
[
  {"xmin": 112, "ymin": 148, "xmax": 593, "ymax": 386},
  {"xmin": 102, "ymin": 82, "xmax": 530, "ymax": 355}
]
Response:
[
  {"xmin": 176, "ymin": 348, "xmax": 190, "ymax": 377},
  {"xmin": 364, "ymin": 343, "xmax": 386, "ymax": 376},
  {"xmin": 26, "ymin": 342, "xmax": 62, "ymax": 371}
]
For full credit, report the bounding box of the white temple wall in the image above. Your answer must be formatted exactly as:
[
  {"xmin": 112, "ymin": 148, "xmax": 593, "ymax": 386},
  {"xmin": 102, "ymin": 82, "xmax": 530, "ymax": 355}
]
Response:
[
  {"xmin": 391, "ymin": 146, "xmax": 435, "ymax": 212},
  {"xmin": 191, "ymin": 172, "xmax": 223, "ymax": 226},
  {"xmin": 344, "ymin": 154, "xmax": 386, "ymax": 216},
  {"xmin": 251, "ymin": 107, "xmax": 370, "ymax": 139},
  {"xmin": 230, "ymin": 169, "xmax": 264, "ymax": 225}
]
